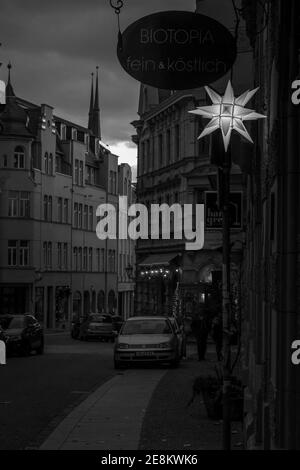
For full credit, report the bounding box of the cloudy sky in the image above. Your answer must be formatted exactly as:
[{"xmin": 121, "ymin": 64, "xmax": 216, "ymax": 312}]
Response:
[{"xmin": 0, "ymin": 0, "xmax": 243, "ymax": 172}]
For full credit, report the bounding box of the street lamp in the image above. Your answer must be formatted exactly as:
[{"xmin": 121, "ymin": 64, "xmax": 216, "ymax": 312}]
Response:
[{"xmin": 189, "ymin": 80, "xmax": 266, "ymax": 450}]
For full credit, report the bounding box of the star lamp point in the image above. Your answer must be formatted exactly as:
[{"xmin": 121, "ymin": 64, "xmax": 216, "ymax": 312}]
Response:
[{"xmin": 189, "ymin": 80, "xmax": 266, "ymax": 151}]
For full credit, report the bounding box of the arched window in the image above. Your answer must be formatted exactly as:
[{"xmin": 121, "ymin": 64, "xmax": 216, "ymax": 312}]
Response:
[
  {"xmin": 14, "ymin": 146, "xmax": 25, "ymax": 169},
  {"xmin": 78, "ymin": 247, "xmax": 82, "ymax": 271},
  {"xmin": 108, "ymin": 290, "xmax": 116, "ymax": 314},
  {"xmin": 91, "ymin": 290, "xmax": 96, "ymax": 312},
  {"xmin": 44, "ymin": 152, "xmax": 48, "ymax": 174},
  {"xmin": 97, "ymin": 290, "xmax": 105, "ymax": 313},
  {"xmin": 72, "ymin": 291, "xmax": 82, "ymax": 317},
  {"xmin": 73, "ymin": 247, "xmax": 78, "ymax": 271},
  {"xmin": 49, "ymin": 153, "xmax": 53, "ymax": 175},
  {"xmin": 43, "ymin": 195, "xmax": 48, "ymax": 220},
  {"xmin": 48, "ymin": 196, "xmax": 52, "ymax": 221}
]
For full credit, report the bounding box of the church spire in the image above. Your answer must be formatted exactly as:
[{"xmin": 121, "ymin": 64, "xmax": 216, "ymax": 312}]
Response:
[
  {"xmin": 92, "ymin": 66, "xmax": 101, "ymax": 139},
  {"xmin": 6, "ymin": 62, "xmax": 15, "ymax": 98},
  {"xmin": 88, "ymin": 72, "xmax": 94, "ymax": 131}
]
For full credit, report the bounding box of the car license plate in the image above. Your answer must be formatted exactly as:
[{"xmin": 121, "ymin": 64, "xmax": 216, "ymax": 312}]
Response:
[{"xmin": 135, "ymin": 351, "xmax": 154, "ymax": 357}]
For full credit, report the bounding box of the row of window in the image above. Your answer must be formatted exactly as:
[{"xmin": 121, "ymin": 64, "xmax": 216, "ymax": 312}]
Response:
[
  {"xmin": 8, "ymin": 191, "xmax": 30, "ymax": 217},
  {"xmin": 73, "ymin": 247, "xmax": 116, "ymax": 272},
  {"xmin": 2, "ymin": 146, "xmax": 26, "ymax": 169},
  {"xmin": 8, "ymin": 240, "xmax": 29, "ymax": 266},
  {"xmin": 6, "ymin": 241, "xmax": 121, "ymax": 274},
  {"xmin": 7, "ymin": 193, "xmax": 98, "ymax": 232},
  {"xmin": 73, "ymin": 203, "xmax": 94, "ymax": 230},
  {"xmin": 44, "ymin": 152, "xmax": 54, "ymax": 175},
  {"xmin": 140, "ymin": 125, "xmax": 181, "ymax": 174}
]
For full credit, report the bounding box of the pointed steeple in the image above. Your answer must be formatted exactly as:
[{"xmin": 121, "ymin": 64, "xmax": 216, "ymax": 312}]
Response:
[
  {"xmin": 88, "ymin": 72, "xmax": 94, "ymax": 131},
  {"xmin": 6, "ymin": 62, "xmax": 15, "ymax": 98},
  {"xmin": 92, "ymin": 66, "xmax": 101, "ymax": 139}
]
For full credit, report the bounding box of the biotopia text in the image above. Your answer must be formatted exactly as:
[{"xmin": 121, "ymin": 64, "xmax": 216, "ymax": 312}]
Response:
[{"xmin": 95, "ymin": 196, "xmax": 205, "ymax": 251}]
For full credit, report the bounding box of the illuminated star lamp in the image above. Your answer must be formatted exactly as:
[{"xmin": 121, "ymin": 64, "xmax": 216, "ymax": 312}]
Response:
[{"xmin": 189, "ymin": 80, "xmax": 266, "ymax": 152}]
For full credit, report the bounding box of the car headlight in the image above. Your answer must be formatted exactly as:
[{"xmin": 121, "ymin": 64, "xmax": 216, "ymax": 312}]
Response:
[
  {"xmin": 158, "ymin": 342, "xmax": 172, "ymax": 349},
  {"xmin": 118, "ymin": 343, "xmax": 129, "ymax": 349},
  {"xmin": 10, "ymin": 335, "xmax": 22, "ymax": 341}
]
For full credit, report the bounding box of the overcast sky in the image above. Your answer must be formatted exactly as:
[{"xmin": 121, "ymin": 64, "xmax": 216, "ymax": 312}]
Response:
[{"xmin": 0, "ymin": 0, "xmax": 245, "ymax": 171}]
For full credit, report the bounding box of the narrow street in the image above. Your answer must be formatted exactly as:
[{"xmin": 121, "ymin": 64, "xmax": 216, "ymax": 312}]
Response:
[
  {"xmin": 0, "ymin": 333, "xmax": 116, "ymax": 450},
  {"xmin": 0, "ymin": 332, "xmax": 243, "ymax": 451}
]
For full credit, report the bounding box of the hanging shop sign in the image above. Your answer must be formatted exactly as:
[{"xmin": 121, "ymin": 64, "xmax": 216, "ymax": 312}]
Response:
[
  {"xmin": 117, "ymin": 11, "xmax": 237, "ymax": 90},
  {"xmin": 205, "ymin": 191, "xmax": 242, "ymax": 229}
]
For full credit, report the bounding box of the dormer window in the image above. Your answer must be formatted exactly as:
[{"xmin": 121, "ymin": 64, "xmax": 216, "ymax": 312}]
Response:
[
  {"xmin": 60, "ymin": 124, "xmax": 66, "ymax": 140},
  {"xmin": 14, "ymin": 146, "xmax": 25, "ymax": 169},
  {"xmin": 85, "ymin": 133, "xmax": 90, "ymax": 150},
  {"xmin": 71, "ymin": 128, "xmax": 77, "ymax": 141}
]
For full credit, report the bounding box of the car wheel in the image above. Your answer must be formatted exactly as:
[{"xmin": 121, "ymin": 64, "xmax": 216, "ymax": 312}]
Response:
[
  {"xmin": 114, "ymin": 360, "xmax": 124, "ymax": 370},
  {"xmin": 36, "ymin": 338, "xmax": 44, "ymax": 355},
  {"xmin": 170, "ymin": 357, "xmax": 180, "ymax": 368},
  {"xmin": 20, "ymin": 341, "xmax": 31, "ymax": 356}
]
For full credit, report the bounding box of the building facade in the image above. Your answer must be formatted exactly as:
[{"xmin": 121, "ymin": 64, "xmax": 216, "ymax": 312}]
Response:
[
  {"xmin": 131, "ymin": 85, "xmax": 245, "ymax": 319},
  {"xmin": 241, "ymin": 0, "xmax": 300, "ymax": 450},
  {"xmin": 0, "ymin": 66, "xmax": 134, "ymax": 328}
]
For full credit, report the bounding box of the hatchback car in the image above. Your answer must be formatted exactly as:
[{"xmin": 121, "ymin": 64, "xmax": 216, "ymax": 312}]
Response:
[
  {"xmin": 79, "ymin": 313, "xmax": 116, "ymax": 341},
  {"xmin": 114, "ymin": 316, "xmax": 180, "ymax": 369},
  {"xmin": 0, "ymin": 314, "xmax": 44, "ymax": 356}
]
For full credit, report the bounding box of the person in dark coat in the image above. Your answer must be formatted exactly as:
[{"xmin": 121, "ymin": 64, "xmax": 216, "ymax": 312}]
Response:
[
  {"xmin": 191, "ymin": 308, "xmax": 210, "ymax": 361},
  {"xmin": 211, "ymin": 314, "xmax": 223, "ymax": 361}
]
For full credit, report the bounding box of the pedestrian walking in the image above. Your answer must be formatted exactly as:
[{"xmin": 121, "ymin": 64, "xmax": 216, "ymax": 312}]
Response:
[
  {"xmin": 211, "ymin": 314, "xmax": 223, "ymax": 361},
  {"xmin": 191, "ymin": 307, "xmax": 210, "ymax": 361}
]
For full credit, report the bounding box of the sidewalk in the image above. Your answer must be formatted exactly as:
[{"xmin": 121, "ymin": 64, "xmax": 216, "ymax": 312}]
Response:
[
  {"xmin": 40, "ymin": 344, "xmax": 243, "ymax": 450},
  {"xmin": 139, "ymin": 347, "xmax": 243, "ymax": 450}
]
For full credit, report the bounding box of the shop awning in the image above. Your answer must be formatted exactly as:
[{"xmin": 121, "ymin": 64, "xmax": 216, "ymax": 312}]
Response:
[{"xmin": 139, "ymin": 253, "xmax": 179, "ymax": 267}]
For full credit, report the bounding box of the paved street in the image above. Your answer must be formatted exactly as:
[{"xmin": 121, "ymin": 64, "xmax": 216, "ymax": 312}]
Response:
[
  {"xmin": 0, "ymin": 334, "xmax": 243, "ymax": 450},
  {"xmin": 0, "ymin": 332, "xmax": 117, "ymax": 450}
]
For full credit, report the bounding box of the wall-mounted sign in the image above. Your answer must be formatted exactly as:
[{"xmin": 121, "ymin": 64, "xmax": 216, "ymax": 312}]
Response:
[
  {"xmin": 117, "ymin": 11, "xmax": 237, "ymax": 90},
  {"xmin": 205, "ymin": 191, "xmax": 242, "ymax": 229}
]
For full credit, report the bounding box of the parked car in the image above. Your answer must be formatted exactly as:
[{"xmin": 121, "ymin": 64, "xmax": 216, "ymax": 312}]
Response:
[
  {"xmin": 0, "ymin": 314, "xmax": 44, "ymax": 356},
  {"xmin": 79, "ymin": 313, "xmax": 116, "ymax": 342},
  {"xmin": 168, "ymin": 316, "xmax": 187, "ymax": 358},
  {"xmin": 0, "ymin": 325, "xmax": 7, "ymax": 344},
  {"xmin": 114, "ymin": 316, "xmax": 180, "ymax": 369}
]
